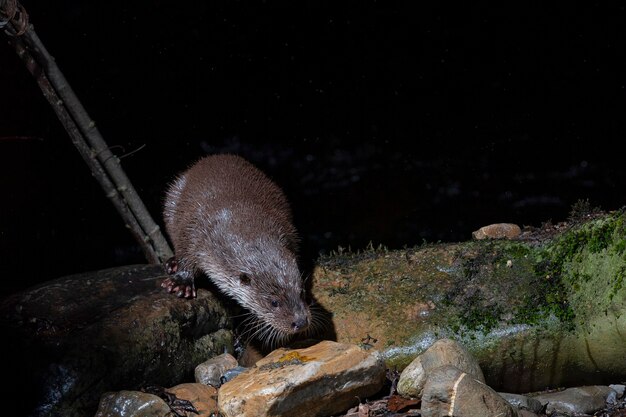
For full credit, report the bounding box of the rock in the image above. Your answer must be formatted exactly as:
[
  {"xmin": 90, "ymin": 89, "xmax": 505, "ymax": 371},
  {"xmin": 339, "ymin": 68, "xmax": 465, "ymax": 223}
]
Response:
[
  {"xmin": 420, "ymin": 365, "xmax": 518, "ymax": 417},
  {"xmin": 498, "ymin": 392, "xmax": 543, "ymax": 413},
  {"xmin": 194, "ymin": 352, "xmax": 239, "ymax": 387},
  {"xmin": 610, "ymin": 384, "xmax": 625, "ymax": 398},
  {"xmin": 397, "ymin": 338, "xmax": 485, "ymax": 398},
  {"xmin": 218, "ymin": 340, "xmax": 386, "ymax": 417},
  {"xmin": 532, "ymin": 385, "xmax": 617, "ymax": 415},
  {"xmin": 94, "ymin": 391, "xmax": 170, "ymax": 417},
  {"xmin": 0, "ymin": 264, "xmax": 234, "ymax": 417},
  {"xmin": 472, "ymin": 223, "xmax": 522, "ymax": 240},
  {"xmin": 311, "ymin": 210, "xmax": 626, "ymax": 393},
  {"xmin": 94, "ymin": 384, "xmax": 218, "ymax": 417},
  {"xmin": 517, "ymin": 410, "xmax": 539, "ymax": 417},
  {"xmin": 168, "ymin": 383, "xmax": 219, "ymax": 417},
  {"xmin": 220, "ymin": 366, "xmax": 249, "ymax": 383}
]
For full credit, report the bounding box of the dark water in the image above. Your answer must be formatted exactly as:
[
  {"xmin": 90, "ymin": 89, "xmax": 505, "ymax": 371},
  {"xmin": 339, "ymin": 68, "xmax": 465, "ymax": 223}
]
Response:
[{"xmin": 1, "ymin": 2, "xmax": 625, "ymax": 296}]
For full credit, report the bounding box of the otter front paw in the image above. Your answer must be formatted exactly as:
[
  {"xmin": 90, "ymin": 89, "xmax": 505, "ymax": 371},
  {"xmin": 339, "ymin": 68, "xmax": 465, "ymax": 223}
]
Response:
[{"xmin": 161, "ymin": 269, "xmax": 197, "ymax": 299}]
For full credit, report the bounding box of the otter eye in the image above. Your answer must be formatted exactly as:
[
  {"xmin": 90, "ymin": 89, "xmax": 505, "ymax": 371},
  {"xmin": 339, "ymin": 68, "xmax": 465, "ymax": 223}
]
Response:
[
  {"xmin": 239, "ymin": 273, "xmax": 251, "ymax": 285},
  {"xmin": 271, "ymin": 300, "xmax": 280, "ymax": 308}
]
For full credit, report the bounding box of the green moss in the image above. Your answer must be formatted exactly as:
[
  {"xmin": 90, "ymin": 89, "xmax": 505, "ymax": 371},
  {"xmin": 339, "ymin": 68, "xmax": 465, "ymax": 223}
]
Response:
[
  {"xmin": 443, "ymin": 241, "xmax": 543, "ymax": 335},
  {"xmin": 498, "ymin": 241, "xmax": 533, "ymax": 259},
  {"xmin": 438, "ymin": 211, "xmax": 626, "ymax": 336},
  {"xmin": 609, "ymin": 265, "xmax": 625, "ymax": 302},
  {"xmin": 531, "ymin": 210, "xmax": 626, "ymax": 328},
  {"xmin": 461, "ymin": 300, "xmax": 503, "ymax": 333}
]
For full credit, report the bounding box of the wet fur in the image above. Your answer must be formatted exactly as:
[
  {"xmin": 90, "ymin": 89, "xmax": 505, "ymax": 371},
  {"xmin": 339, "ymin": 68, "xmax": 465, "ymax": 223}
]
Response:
[{"xmin": 163, "ymin": 154, "xmax": 311, "ymax": 344}]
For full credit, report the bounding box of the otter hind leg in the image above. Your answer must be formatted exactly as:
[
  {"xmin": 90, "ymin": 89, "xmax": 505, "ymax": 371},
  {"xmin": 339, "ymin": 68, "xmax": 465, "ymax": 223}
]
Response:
[{"xmin": 161, "ymin": 256, "xmax": 197, "ymax": 299}]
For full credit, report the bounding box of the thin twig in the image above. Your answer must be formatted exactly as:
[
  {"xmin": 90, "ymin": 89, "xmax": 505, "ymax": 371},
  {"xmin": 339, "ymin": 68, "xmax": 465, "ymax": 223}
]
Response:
[
  {"xmin": 2, "ymin": 0, "xmax": 173, "ymax": 263},
  {"xmin": 9, "ymin": 36, "xmax": 161, "ymax": 263}
]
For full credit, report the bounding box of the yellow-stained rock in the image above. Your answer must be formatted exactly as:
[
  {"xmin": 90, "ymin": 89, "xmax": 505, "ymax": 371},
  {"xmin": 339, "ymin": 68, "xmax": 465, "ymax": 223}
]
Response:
[{"xmin": 218, "ymin": 340, "xmax": 386, "ymax": 417}]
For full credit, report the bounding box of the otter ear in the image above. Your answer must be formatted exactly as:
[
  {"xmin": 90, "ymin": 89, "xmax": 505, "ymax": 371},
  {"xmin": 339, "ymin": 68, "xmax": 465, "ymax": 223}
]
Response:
[{"xmin": 239, "ymin": 273, "xmax": 251, "ymax": 285}]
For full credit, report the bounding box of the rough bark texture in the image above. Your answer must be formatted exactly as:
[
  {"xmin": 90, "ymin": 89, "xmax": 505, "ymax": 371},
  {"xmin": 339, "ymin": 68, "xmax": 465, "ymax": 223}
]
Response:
[{"xmin": 0, "ymin": 265, "xmax": 234, "ymax": 417}]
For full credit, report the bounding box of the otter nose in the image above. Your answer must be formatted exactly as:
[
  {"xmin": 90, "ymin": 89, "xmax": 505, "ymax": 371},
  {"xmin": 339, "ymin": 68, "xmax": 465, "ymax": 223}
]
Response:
[{"xmin": 291, "ymin": 316, "xmax": 309, "ymax": 332}]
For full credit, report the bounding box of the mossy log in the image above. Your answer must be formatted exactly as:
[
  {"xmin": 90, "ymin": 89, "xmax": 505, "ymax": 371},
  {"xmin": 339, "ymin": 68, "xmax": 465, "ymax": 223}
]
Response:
[{"xmin": 312, "ymin": 209, "xmax": 626, "ymax": 393}]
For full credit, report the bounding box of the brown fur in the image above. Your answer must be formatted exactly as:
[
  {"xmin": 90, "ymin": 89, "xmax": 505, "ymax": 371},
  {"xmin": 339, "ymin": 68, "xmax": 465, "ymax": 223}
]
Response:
[{"xmin": 162, "ymin": 154, "xmax": 310, "ymax": 343}]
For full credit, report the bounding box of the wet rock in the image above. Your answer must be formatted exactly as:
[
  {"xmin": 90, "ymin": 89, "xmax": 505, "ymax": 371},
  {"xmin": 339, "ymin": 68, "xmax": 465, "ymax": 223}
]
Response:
[
  {"xmin": 218, "ymin": 340, "xmax": 386, "ymax": 417},
  {"xmin": 168, "ymin": 383, "xmax": 219, "ymax": 417},
  {"xmin": 397, "ymin": 338, "xmax": 485, "ymax": 398},
  {"xmin": 0, "ymin": 264, "xmax": 234, "ymax": 417},
  {"xmin": 420, "ymin": 365, "xmax": 518, "ymax": 417},
  {"xmin": 517, "ymin": 410, "xmax": 539, "ymax": 417},
  {"xmin": 472, "ymin": 223, "xmax": 522, "ymax": 240},
  {"xmin": 220, "ymin": 366, "xmax": 248, "ymax": 383},
  {"xmin": 610, "ymin": 384, "xmax": 626, "ymax": 398},
  {"xmin": 94, "ymin": 390, "xmax": 170, "ymax": 417},
  {"xmin": 532, "ymin": 385, "xmax": 617, "ymax": 415},
  {"xmin": 94, "ymin": 384, "xmax": 217, "ymax": 417},
  {"xmin": 499, "ymin": 392, "xmax": 543, "ymax": 413},
  {"xmin": 194, "ymin": 352, "xmax": 239, "ymax": 387}
]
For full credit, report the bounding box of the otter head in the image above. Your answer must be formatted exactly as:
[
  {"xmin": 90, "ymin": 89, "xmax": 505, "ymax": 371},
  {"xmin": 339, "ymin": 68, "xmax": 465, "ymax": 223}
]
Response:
[
  {"xmin": 239, "ymin": 267, "xmax": 310, "ymax": 333},
  {"xmin": 200, "ymin": 235, "xmax": 311, "ymax": 346}
]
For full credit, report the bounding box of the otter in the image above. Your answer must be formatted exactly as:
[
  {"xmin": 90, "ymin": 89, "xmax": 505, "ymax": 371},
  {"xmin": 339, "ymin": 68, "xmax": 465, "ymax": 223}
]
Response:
[{"xmin": 161, "ymin": 154, "xmax": 311, "ymax": 344}]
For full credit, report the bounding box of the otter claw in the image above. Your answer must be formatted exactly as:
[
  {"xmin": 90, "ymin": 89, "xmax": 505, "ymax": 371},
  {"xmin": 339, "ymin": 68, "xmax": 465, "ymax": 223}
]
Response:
[
  {"xmin": 165, "ymin": 256, "xmax": 179, "ymax": 275},
  {"xmin": 161, "ymin": 276, "xmax": 196, "ymax": 299}
]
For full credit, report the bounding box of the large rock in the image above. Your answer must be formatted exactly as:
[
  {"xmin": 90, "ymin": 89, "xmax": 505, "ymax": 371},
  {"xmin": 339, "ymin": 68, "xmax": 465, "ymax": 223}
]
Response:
[
  {"xmin": 498, "ymin": 392, "xmax": 544, "ymax": 413},
  {"xmin": 94, "ymin": 383, "xmax": 218, "ymax": 417},
  {"xmin": 312, "ymin": 210, "xmax": 626, "ymax": 392},
  {"xmin": 397, "ymin": 338, "xmax": 484, "ymax": 398},
  {"xmin": 218, "ymin": 340, "xmax": 386, "ymax": 417},
  {"xmin": 94, "ymin": 391, "xmax": 171, "ymax": 417},
  {"xmin": 532, "ymin": 385, "xmax": 617, "ymax": 415},
  {"xmin": 0, "ymin": 264, "xmax": 234, "ymax": 417},
  {"xmin": 420, "ymin": 365, "xmax": 518, "ymax": 417}
]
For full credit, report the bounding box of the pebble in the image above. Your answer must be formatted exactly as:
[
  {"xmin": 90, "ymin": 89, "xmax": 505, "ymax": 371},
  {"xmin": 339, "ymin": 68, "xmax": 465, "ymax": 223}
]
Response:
[
  {"xmin": 610, "ymin": 384, "xmax": 626, "ymax": 398},
  {"xmin": 472, "ymin": 223, "xmax": 522, "ymax": 240},
  {"xmin": 194, "ymin": 352, "xmax": 239, "ymax": 387}
]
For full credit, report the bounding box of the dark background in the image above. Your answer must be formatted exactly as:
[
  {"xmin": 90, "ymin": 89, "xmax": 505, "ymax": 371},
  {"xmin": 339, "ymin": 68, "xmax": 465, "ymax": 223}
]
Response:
[{"xmin": 1, "ymin": 2, "xmax": 625, "ymax": 297}]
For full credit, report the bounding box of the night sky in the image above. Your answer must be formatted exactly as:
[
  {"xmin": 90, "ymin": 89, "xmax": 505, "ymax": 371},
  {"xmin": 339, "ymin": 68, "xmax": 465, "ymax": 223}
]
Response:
[{"xmin": 1, "ymin": 2, "xmax": 625, "ymax": 296}]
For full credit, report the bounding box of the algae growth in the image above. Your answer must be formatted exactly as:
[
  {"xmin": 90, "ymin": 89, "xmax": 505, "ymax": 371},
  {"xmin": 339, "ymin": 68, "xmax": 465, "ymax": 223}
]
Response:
[{"xmin": 311, "ymin": 206, "xmax": 626, "ymax": 392}]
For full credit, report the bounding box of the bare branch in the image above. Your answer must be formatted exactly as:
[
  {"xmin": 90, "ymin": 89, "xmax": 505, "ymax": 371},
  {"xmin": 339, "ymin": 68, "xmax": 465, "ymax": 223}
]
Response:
[{"xmin": 2, "ymin": 1, "xmax": 173, "ymax": 263}]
